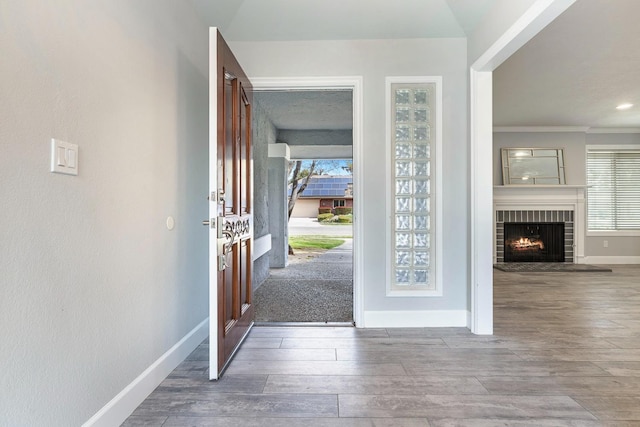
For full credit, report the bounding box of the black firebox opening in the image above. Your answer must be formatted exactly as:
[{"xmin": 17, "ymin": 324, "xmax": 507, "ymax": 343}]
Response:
[{"xmin": 504, "ymin": 222, "xmax": 565, "ymax": 262}]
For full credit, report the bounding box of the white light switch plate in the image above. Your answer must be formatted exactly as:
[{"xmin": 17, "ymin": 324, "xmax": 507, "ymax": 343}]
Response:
[{"xmin": 51, "ymin": 139, "xmax": 78, "ymax": 176}]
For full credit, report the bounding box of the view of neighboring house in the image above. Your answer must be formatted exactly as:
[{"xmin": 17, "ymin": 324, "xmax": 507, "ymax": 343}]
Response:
[{"xmin": 290, "ymin": 175, "xmax": 353, "ymax": 218}]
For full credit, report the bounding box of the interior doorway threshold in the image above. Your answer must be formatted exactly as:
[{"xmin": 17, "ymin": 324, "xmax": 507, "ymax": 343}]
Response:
[{"xmin": 254, "ymin": 321, "xmax": 355, "ymax": 327}]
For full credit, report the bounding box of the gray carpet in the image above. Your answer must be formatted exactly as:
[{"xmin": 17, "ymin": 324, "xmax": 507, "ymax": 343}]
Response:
[
  {"xmin": 494, "ymin": 263, "xmax": 612, "ymax": 272},
  {"xmin": 254, "ymin": 240, "xmax": 353, "ymax": 323}
]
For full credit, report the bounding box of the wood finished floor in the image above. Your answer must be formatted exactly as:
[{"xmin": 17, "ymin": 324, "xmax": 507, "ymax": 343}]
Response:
[{"xmin": 124, "ymin": 265, "xmax": 640, "ymax": 426}]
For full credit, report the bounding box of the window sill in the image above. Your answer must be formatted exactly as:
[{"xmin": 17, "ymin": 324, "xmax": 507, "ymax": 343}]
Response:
[{"xmin": 587, "ymin": 230, "xmax": 640, "ymax": 237}]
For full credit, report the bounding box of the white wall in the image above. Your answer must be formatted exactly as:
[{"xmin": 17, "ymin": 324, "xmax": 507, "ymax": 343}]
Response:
[
  {"xmin": 0, "ymin": 1, "xmax": 209, "ymax": 425},
  {"xmin": 230, "ymin": 38, "xmax": 469, "ymax": 315}
]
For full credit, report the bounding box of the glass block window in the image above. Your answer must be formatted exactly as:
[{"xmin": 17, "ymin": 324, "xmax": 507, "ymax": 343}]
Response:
[{"xmin": 387, "ymin": 78, "xmax": 441, "ymax": 296}]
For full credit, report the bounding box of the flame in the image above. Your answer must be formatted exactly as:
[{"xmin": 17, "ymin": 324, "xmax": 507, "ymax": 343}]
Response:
[{"xmin": 509, "ymin": 236, "xmax": 544, "ymax": 250}]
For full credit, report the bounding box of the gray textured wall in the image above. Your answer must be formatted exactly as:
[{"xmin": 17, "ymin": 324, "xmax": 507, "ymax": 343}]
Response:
[
  {"xmin": 252, "ymin": 102, "xmax": 277, "ymax": 288},
  {"xmin": 269, "ymin": 157, "xmax": 290, "ymax": 268},
  {"xmin": 277, "ymin": 129, "xmax": 352, "ymax": 146}
]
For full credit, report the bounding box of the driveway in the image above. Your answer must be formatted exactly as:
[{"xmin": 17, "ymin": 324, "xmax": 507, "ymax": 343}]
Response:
[{"xmin": 288, "ymin": 217, "xmax": 353, "ymax": 237}]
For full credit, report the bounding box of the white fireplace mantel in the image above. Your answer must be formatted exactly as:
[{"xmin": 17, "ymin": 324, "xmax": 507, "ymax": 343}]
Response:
[
  {"xmin": 495, "ymin": 184, "xmax": 587, "ymax": 204},
  {"xmin": 493, "ymin": 185, "xmax": 588, "ymax": 263}
]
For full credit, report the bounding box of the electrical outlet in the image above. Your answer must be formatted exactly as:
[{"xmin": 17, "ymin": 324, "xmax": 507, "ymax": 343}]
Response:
[{"xmin": 603, "ymin": 240, "xmax": 609, "ymax": 248}]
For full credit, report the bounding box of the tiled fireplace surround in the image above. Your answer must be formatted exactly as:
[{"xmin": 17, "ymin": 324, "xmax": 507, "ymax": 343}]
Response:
[{"xmin": 494, "ymin": 186, "xmax": 587, "ymax": 264}]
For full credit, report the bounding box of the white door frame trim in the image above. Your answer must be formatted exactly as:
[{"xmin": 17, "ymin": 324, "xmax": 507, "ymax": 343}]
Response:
[
  {"xmin": 469, "ymin": 69, "xmax": 494, "ymax": 334},
  {"xmin": 250, "ymin": 76, "xmax": 365, "ymax": 327},
  {"xmin": 208, "ymin": 28, "xmax": 220, "ymax": 379},
  {"xmin": 469, "ymin": 0, "xmax": 576, "ymax": 334}
]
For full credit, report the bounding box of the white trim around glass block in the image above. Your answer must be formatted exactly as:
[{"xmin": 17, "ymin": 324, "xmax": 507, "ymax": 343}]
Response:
[{"xmin": 386, "ymin": 76, "xmax": 443, "ymax": 297}]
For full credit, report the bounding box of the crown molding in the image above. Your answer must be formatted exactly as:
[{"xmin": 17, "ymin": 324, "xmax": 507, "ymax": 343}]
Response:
[{"xmin": 494, "ymin": 126, "xmax": 640, "ymax": 134}]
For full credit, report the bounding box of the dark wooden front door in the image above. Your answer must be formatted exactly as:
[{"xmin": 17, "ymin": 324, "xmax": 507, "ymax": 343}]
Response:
[{"xmin": 210, "ymin": 29, "xmax": 254, "ymax": 379}]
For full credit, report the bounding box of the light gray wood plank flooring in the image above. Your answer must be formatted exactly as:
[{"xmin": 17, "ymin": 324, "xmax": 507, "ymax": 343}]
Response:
[{"xmin": 123, "ymin": 265, "xmax": 640, "ymax": 426}]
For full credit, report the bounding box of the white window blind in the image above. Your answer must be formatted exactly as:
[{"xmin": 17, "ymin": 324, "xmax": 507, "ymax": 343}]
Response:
[{"xmin": 587, "ymin": 148, "xmax": 640, "ymax": 231}]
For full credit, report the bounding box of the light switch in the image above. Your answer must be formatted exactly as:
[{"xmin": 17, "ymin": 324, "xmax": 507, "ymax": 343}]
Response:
[
  {"xmin": 51, "ymin": 139, "xmax": 78, "ymax": 176},
  {"xmin": 57, "ymin": 146, "xmax": 66, "ymax": 166},
  {"xmin": 67, "ymin": 148, "xmax": 76, "ymax": 168}
]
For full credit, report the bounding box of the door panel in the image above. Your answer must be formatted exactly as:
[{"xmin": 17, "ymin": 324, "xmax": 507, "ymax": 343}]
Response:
[{"xmin": 210, "ymin": 29, "xmax": 254, "ymax": 379}]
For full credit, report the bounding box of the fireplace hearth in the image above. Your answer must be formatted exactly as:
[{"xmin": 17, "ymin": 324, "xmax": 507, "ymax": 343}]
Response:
[{"xmin": 504, "ymin": 222, "xmax": 565, "ymax": 262}]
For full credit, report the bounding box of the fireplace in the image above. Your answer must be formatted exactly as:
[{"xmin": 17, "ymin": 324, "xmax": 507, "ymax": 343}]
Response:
[
  {"xmin": 494, "ymin": 185, "xmax": 587, "ymax": 264},
  {"xmin": 504, "ymin": 222, "xmax": 565, "ymax": 262},
  {"xmin": 495, "ymin": 209, "xmax": 574, "ymax": 263}
]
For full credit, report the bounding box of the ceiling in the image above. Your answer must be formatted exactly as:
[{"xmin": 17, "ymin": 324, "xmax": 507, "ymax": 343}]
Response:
[
  {"xmin": 189, "ymin": 0, "xmax": 496, "ymax": 42},
  {"xmin": 494, "ymin": 0, "xmax": 640, "ymax": 129},
  {"xmin": 254, "ymin": 91, "xmax": 352, "ymax": 130},
  {"xmin": 190, "ymin": 0, "xmax": 640, "ymax": 131}
]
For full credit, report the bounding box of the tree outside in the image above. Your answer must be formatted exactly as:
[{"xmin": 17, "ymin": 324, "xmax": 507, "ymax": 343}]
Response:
[
  {"xmin": 287, "ymin": 159, "xmax": 352, "ymax": 255},
  {"xmin": 287, "ymin": 159, "xmax": 351, "ymax": 220}
]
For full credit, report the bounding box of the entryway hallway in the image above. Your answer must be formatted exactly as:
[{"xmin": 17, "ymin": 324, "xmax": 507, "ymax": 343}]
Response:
[{"xmin": 124, "ymin": 265, "xmax": 640, "ymax": 425}]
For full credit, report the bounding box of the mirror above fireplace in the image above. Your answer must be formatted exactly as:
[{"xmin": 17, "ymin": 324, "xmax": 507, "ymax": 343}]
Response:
[{"xmin": 501, "ymin": 148, "xmax": 566, "ymax": 185}]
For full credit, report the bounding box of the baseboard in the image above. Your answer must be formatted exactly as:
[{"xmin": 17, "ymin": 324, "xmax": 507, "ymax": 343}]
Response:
[
  {"xmin": 363, "ymin": 310, "xmax": 469, "ymax": 328},
  {"xmin": 584, "ymin": 256, "xmax": 640, "ymax": 265},
  {"xmin": 82, "ymin": 318, "xmax": 209, "ymax": 427}
]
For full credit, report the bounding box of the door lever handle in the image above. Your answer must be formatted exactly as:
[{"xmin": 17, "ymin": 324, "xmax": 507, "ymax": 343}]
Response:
[
  {"xmin": 202, "ymin": 220, "xmax": 210, "ymax": 226},
  {"xmin": 217, "ymin": 229, "xmax": 235, "ymax": 272},
  {"xmin": 221, "ymin": 229, "xmax": 234, "ymax": 254}
]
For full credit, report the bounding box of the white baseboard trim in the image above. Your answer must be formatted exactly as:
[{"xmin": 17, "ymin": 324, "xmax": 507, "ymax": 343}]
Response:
[
  {"xmin": 82, "ymin": 318, "xmax": 209, "ymax": 427},
  {"xmin": 363, "ymin": 310, "xmax": 469, "ymax": 328},
  {"xmin": 584, "ymin": 256, "xmax": 640, "ymax": 265}
]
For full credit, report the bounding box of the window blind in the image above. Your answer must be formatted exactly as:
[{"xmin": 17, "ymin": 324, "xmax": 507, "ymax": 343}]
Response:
[{"xmin": 587, "ymin": 149, "xmax": 640, "ymax": 230}]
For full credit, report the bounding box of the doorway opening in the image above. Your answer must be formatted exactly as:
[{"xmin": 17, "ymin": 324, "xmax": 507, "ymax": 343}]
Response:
[
  {"xmin": 260, "ymin": 159, "xmax": 353, "ymax": 323},
  {"xmin": 250, "ymin": 77, "xmax": 363, "ymax": 325}
]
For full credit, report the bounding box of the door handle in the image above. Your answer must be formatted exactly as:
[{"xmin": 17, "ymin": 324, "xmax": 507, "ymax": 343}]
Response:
[
  {"xmin": 217, "ymin": 229, "xmax": 235, "ymax": 271},
  {"xmin": 202, "ymin": 220, "xmax": 210, "ymax": 226},
  {"xmin": 221, "ymin": 229, "xmax": 234, "ymax": 254}
]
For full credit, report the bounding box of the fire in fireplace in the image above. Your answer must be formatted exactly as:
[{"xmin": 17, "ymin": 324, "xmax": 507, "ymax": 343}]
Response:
[{"xmin": 504, "ymin": 222, "xmax": 565, "ymax": 262}]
